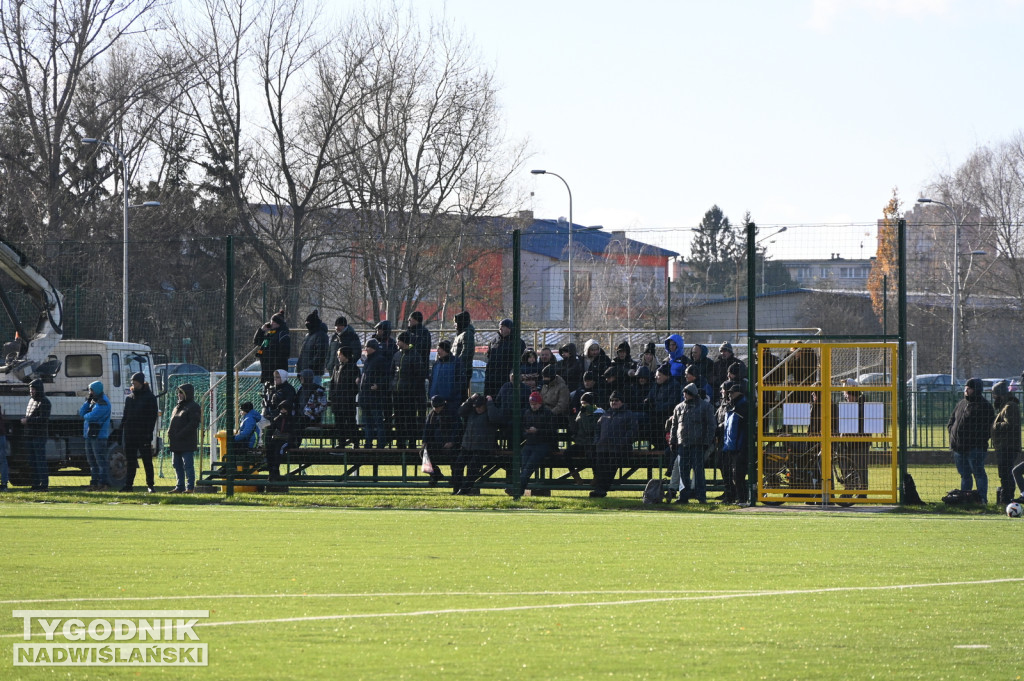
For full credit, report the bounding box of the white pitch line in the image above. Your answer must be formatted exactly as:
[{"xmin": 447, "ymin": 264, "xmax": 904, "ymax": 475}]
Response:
[
  {"xmin": 0, "ymin": 589, "xmax": 741, "ymax": 606},
  {"xmin": 3, "ymin": 577, "xmax": 1020, "ymax": 639}
]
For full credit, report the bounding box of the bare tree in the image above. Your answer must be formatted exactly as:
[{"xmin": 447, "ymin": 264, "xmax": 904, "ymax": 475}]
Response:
[{"xmin": 0, "ymin": 0, "xmax": 163, "ymax": 242}]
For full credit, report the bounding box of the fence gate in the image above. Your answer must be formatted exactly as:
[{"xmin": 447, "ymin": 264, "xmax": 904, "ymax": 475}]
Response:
[{"xmin": 756, "ymin": 342, "xmax": 899, "ymax": 506}]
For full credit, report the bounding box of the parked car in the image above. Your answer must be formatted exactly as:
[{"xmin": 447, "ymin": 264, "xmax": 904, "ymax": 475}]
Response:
[
  {"xmin": 155, "ymin": 363, "xmax": 209, "ymax": 393},
  {"xmin": 855, "ymin": 373, "xmax": 891, "ymax": 386},
  {"xmin": 907, "ymin": 374, "xmax": 965, "ymax": 392}
]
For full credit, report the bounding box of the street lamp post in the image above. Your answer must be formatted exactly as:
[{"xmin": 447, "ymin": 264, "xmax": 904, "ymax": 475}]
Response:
[
  {"xmin": 756, "ymin": 226, "xmax": 787, "ymax": 294},
  {"xmin": 917, "ymin": 197, "xmax": 967, "ymax": 384},
  {"xmin": 531, "ymin": 169, "xmax": 577, "ymax": 331},
  {"xmin": 82, "ymin": 137, "xmax": 160, "ymax": 343}
]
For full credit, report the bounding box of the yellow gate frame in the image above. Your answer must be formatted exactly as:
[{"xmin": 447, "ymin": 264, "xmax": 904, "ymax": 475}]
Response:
[{"xmin": 756, "ymin": 342, "xmax": 899, "ymax": 505}]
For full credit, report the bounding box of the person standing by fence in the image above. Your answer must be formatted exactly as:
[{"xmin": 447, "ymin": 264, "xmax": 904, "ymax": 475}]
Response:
[
  {"xmin": 990, "ymin": 380, "xmax": 1021, "ymax": 505},
  {"xmin": 947, "ymin": 377, "xmax": 996, "ymax": 504},
  {"xmin": 122, "ymin": 372, "xmax": 158, "ymax": 493},
  {"xmin": 22, "ymin": 379, "xmax": 50, "ymax": 491},
  {"xmin": 167, "ymin": 383, "xmax": 202, "ymax": 493},
  {"xmin": 79, "ymin": 381, "xmax": 112, "ymax": 491}
]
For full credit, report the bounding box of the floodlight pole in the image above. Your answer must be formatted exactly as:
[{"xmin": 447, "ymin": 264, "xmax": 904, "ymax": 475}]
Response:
[
  {"xmin": 81, "ymin": 137, "xmax": 160, "ymax": 342},
  {"xmin": 531, "ymin": 170, "xmax": 574, "ymax": 331}
]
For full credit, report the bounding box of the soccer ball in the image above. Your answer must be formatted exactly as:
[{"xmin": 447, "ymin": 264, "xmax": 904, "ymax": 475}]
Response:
[{"xmin": 1007, "ymin": 502, "xmax": 1023, "ymax": 518}]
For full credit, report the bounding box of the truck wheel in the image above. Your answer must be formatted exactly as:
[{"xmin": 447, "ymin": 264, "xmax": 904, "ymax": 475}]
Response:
[{"xmin": 105, "ymin": 444, "xmax": 128, "ymax": 490}]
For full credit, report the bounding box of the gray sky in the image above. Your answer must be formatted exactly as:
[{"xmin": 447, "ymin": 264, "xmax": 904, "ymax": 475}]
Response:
[{"xmin": 413, "ymin": 0, "xmax": 1024, "ymax": 259}]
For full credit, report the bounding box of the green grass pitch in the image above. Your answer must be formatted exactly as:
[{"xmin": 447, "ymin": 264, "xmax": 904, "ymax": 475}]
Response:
[{"xmin": 2, "ymin": 502, "xmax": 1022, "ymax": 680}]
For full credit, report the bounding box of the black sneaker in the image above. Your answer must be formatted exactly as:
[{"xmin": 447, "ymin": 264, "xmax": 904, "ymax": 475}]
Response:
[{"xmin": 588, "ymin": 490, "xmax": 607, "ymax": 498}]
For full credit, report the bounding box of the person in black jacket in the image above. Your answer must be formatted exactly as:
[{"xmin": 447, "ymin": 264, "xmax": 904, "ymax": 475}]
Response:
[
  {"xmin": 263, "ymin": 369, "xmax": 297, "ymax": 484},
  {"xmin": 254, "ymin": 310, "xmax": 291, "ymax": 384},
  {"xmin": 407, "ymin": 311, "xmax": 432, "ymax": 365},
  {"xmin": 296, "ymin": 309, "xmax": 329, "ymax": 382},
  {"xmin": 393, "ymin": 331, "xmax": 427, "ymax": 450},
  {"xmin": 457, "ymin": 394, "xmax": 502, "ymax": 495},
  {"xmin": 326, "ymin": 316, "xmax": 362, "ymax": 374},
  {"xmin": 592, "ymin": 391, "xmax": 637, "ymax": 497},
  {"xmin": 167, "ymin": 383, "xmax": 202, "ymax": 493},
  {"xmin": 990, "ymin": 380, "xmax": 1021, "ymax": 504},
  {"xmin": 22, "ymin": 379, "xmax": 50, "ymax": 491},
  {"xmin": 329, "ymin": 346, "xmax": 360, "ymax": 448},
  {"xmin": 516, "ymin": 392, "xmax": 557, "ymax": 497},
  {"xmin": 947, "ymin": 377, "xmax": 996, "ymax": 503},
  {"xmin": 359, "ymin": 339, "xmax": 391, "ymax": 448},
  {"xmin": 122, "ymin": 372, "xmax": 159, "ymax": 493},
  {"xmin": 484, "ymin": 319, "xmax": 526, "ymax": 398}
]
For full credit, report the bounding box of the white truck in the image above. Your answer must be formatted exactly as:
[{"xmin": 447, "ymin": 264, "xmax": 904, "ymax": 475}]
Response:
[{"xmin": 0, "ymin": 239, "xmax": 159, "ymax": 488}]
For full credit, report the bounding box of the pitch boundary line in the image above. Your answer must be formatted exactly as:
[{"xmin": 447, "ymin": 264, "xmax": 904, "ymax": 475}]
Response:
[{"xmin": 3, "ymin": 577, "xmax": 1021, "ymax": 638}]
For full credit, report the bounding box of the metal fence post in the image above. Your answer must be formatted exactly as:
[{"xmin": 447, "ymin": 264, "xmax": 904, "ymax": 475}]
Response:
[
  {"xmin": 897, "ymin": 219, "xmax": 908, "ymax": 503},
  {"xmin": 225, "ymin": 236, "xmax": 236, "ymax": 498},
  {"xmin": 745, "ymin": 221, "xmax": 757, "ymax": 505},
  {"xmin": 510, "ymin": 229, "xmax": 522, "ymax": 495}
]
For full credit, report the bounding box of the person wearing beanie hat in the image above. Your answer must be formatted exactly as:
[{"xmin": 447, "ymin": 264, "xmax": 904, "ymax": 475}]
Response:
[
  {"xmin": 233, "ymin": 401, "xmax": 263, "ymax": 452},
  {"xmin": 23, "ymin": 379, "xmax": 51, "ymax": 491},
  {"xmin": 296, "ymin": 368, "xmax": 328, "ymax": 445},
  {"xmin": 296, "ymin": 309, "xmax": 329, "ymax": 382},
  {"xmin": 359, "ymin": 335, "xmax": 392, "ymax": 449},
  {"xmin": 711, "ymin": 342, "xmax": 742, "ymax": 401},
  {"xmin": 592, "ymin": 389, "xmax": 637, "ymax": 497},
  {"xmin": 571, "ymin": 390, "xmax": 603, "ymax": 491},
  {"xmin": 407, "ymin": 310, "xmax": 431, "ymax": 364},
  {"xmin": 122, "ymin": 370, "xmax": 159, "ymax": 492},
  {"xmin": 452, "ymin": 311, "xmax": 476, "ymax": 396},
  {"xmin": 79, "ymin": 381, "xmax": 112, "ymax": 490},
  {"xmin": 167, "ymin": 382, "xmax": 202, "ymax": 493},
  {"xmin": 393, "ymin": 328, "xmax": 428, "ymax": 450},
  {"xmin": 456, "ymin": 393, "xmax": 500, "ymax": 495},
  {"xmin": 647, "ymin": 362, "xmax": 679, "ymax": 447},
  {"xmin": 720, "ymin": 377, "xmax": 750, "ymax": 504},
  {"xmin": 609, "ymin": 340, "xmax": 637, "ymax": 388},
  {"xmin": 556, "ymin": 342, "xmax": 585, "ymax": 391},
  {"xmin": 540, "ymin": 364, "xmax": 571, "ymax": 420},
  {"xmin": 948, "ymin": 377, "xmax": 996, "ymax": 503},
  {"xmin": 637, "ymin": 340, "xmax": 660, "ymax": 375},
  {"xmin": 990, "ymin": 380, "xmax": 1021, "ymax": 504},
  {"xmin": 372, "ymin": 320, "xmax": 398, "ymax": 364},
  {"xmin": 261, "ymin": 369, "xmax": 297, "ymax": 488},
  {"xmin": 329, "ymin": 341, "xmax": 361, "ymax": 448},
  {"xmin": 421, "ymin": 394, "xmax": 455, "ymax": 489},
  {"xmin": 327, "ymin": 315, "xmax": 362, "ymax": 374},
  {"xmin": 484, "ymin": 317, "xmax": 525, "ymax": 399},
  {"xmin": 254, "ymin": 310, "xmax": 291, "ymax": 384},
  {"xmin": 667, "ymin": 377, "xmax": 715, "ymax": 503},
  {"xmin": 516, "ymin": 386, "xmax": 557, "ymax": 497}
]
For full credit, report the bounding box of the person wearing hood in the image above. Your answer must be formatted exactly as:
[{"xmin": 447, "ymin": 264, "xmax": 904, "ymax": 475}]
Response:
[
  {"xmin": 167, "ymin": 383, "xmax": 202, "ymax": 493},
  {"xmin": 79, "ymin": 380, "xmax": 112, "ymax": 491},
  {"xmin": 452, "ymin": 311, "xmax": 476, "ymax": 397},
  {"xmin": 372, "ymin": 320, "xmax": 398, "ymax": 364},
  {"xmin": 393, "ymin": 331, "xmax": 428, "ymax": 450},
  {"xmin": 646, "ymin": 365, "xmax": 679, "ymax": 446},
  {"xmin": 663, "ymin": 334, "xmax": 688, "ymax": 382},
  {"xmin": 407, "ymin": 310, "xmax": 432, "ymax": 365},
  {"xmin": 592, "ymin": 391, "xmax": 638, "ymax": 497},
  {"xmin": 947, "ymin": 377, "xmax": 996, "ymax": 503},
  {"xmin": 990, "ymin": 380, "xmax": 1021, "ymax": 505},
  {"xmin": 608, "ymin": 341, "xmax": 637, "ymax": 386},
  {"xmin": 582, "ymin": 339, "xmax": 612, "ymax": 385},
  {"xmin": 297, "ymin": 309, "xmax": 329, "ymax": 382},
  {"xmin": 122, "ymin": 372, "xmax": 159, "ymax": 493},
  {"xmin": 556, "ymin": 343, "xmax": 585, "ymax": 391},
  {"xmin": 22, "ymin": 379, "xmax": 50, "ymax": 492},
  {"xmin": 687, "ymin": 343, "xmax": 713, "ymax": 390},
  {"xmin": 263, "ymin": 369, "xmax": 296, "ymax": 485},
  {"xmin": 234, "ymin": 402, "xmax": 262, "ymax": 449},
  {"xmin": 254, "ymin": 310, "xmax": 291, "ymax": 384},
  {"xmin": 329, "ymin": 346, "xmax": 361, "ymax": 448},
  {"xmin": 484, "ymin": 318, "xmax": 525, "ymax": 398},
  {"xmin": 326, "ymin": 316, "xmax": 362, "ymax": 374},
  {"xmin": 626, "ymin": 366, "xmax": 652, "ymax": 418},
  {"xmin": 359, "ymin": 339, "xmax": 391, "ymax": 448},
  {"xmin": 457, "ymin": 394, "xmax": 502, "ymax": 495}
]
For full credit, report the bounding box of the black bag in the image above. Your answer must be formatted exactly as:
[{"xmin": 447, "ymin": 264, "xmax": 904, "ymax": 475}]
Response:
[
  {"xmin": 87, "ymin": 421, "xmax": 101, "ymax": 439},
  {"xmin": 902, "ymin": 472, "xmax": 925, "ymax": 505},
  {"xmin": 941, "ymin": 488, "xmax": 981, "ymax": 505}
]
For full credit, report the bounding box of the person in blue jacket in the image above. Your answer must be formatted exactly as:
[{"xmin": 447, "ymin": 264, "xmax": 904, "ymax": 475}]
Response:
[
  {"xmin": 721, "ymin": 382, "xmax": 749, "ymax": 504},
  {"xmin": 79, "ymin": 381, "xmax": 112, "ymax": 491},
  {"xmin": 234, "ymin": 401, "xmax": 262, "ymax": 449},
  {"xmin": 663, "ymin": 333, "xmax": 688, "ymax": 382}
]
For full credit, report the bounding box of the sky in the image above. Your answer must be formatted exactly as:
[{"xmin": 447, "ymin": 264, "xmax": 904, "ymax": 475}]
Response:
[{"xmin": 410, "ymin": 0, "xmax": 1024, "ymax": 260}]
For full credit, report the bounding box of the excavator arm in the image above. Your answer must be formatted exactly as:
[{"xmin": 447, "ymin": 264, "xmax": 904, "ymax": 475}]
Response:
[{"xmin": 0, "ymin": 239, "xmax": 64, "ymax": 381}]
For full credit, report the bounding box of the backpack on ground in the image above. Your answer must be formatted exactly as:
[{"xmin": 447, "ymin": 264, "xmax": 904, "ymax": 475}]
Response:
[{"xmin": 643, "ymin": 478, "xmax": 667, "ymax": 505}]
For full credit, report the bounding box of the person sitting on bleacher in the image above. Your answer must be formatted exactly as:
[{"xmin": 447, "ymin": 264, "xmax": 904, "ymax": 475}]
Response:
[
  {"xmin": 296, "ymin": 369, "xmax": 328, "ymax": 445},
  {"xmin": 516, "ymin": 392, "xmax": 557, "ymax": 497},
  {"xmin": 422, "ymin": 395, "xmax": 459, "ymax": 489},
  {"xmin": 645, "ymin": 364, "xmax": 679, "ymax": 448},
  {"xmin": 234, "ymin": 401, "xmax": 262, "ymax": 449},
  {"xmin": 458, "ymin": 394, "xmax": 502, "ymax": 496},
  {"xmin": 592, "ymin": 391, "xmax": 638, "ymax": 498},
  {"xmin": 540, "ymin": 364, "xmax": 571, "ymax": 422}
]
